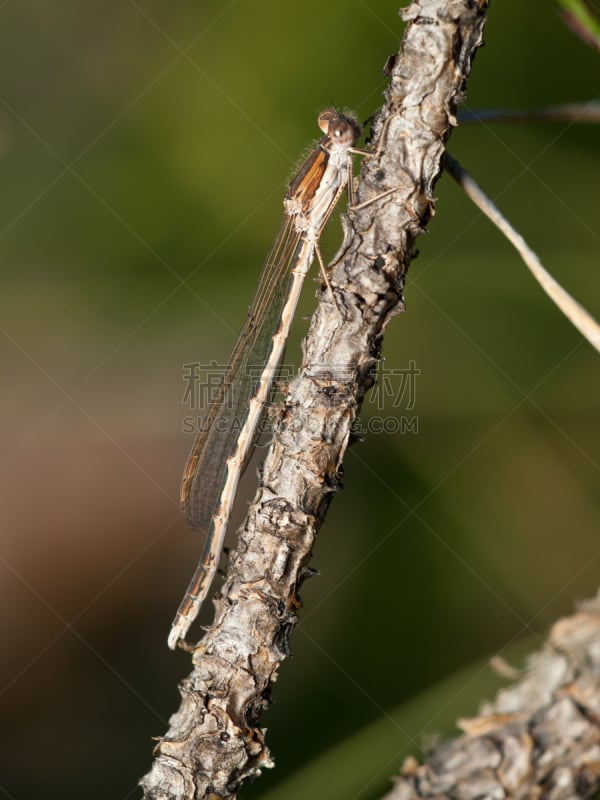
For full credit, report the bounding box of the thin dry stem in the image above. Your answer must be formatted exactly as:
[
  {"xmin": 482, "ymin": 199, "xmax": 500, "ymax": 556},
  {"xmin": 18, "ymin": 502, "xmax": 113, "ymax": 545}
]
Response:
[
  {"xmin": 458, "ymin": 100, "xmax": 600, "ymax": 125},
  {"xmin": 444, "ymin": 152, "xmax": 600, "ymax": 354}
]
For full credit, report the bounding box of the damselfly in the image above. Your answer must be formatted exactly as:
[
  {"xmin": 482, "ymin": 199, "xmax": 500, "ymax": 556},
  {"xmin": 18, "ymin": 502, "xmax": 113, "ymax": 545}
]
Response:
[{"xmin": 169, "ymin": 109, "xmax": 361, "ymax": 649}]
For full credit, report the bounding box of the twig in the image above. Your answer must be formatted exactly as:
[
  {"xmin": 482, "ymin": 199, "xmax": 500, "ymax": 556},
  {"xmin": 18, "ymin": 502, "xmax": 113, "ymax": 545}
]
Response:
[
  {"xmin": 458, "ymin": 100, "xmax": 600, "ymax": 125},
  {"xmin": 444, "ymin": 153, "xmax": 600, "ymax": 354},
  {"xmin": 380, "ymin": 590, "xmax": 600, "ymax": 800},
  {"xmin": 559, "ymin": 0, "xmax": 600, "ymax": 51},
  {"xmin": 140, "ymin": 2, "xmax": 490, "ymax": 798}
]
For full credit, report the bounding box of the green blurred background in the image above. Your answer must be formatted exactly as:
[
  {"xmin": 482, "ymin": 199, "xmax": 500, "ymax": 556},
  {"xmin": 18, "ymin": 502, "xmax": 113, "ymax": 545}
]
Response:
[{"xmin": 1, "ymin": 2, "xmax": 598, "ymax": 798}]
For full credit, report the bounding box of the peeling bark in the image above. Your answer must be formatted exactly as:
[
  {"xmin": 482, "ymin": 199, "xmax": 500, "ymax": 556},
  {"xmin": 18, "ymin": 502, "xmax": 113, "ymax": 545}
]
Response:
[
  {"xmin": 141, "ymin": 2, "xmax": 490, "ymax": 797},
  {"xmin": 381, "ymin": 593, "xmax": 600, "ymax": 800}
]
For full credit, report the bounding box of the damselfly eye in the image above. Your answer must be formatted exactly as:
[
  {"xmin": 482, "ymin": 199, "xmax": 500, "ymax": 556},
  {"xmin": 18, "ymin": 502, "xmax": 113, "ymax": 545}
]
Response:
[{"xmin": 318, "ymin": 108, "xmax": 338, "ymax": 135}]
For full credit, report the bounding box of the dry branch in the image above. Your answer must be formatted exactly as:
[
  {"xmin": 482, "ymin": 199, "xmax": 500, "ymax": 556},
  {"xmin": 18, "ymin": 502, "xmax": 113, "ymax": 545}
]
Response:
[
  {"xmin": 141, "ymin": 1, "xmax": 490, "ymax": 797},
  {"xmin": 458, "ymin": 101, "xmax": 600, "ymax": 125},
  {"xmin": 381, "ymin": 592, "xmax": 600, "ymax": 800},
  {"xmin": 444, "ymin": 153, "xmax": 600, "ymax": 353}
]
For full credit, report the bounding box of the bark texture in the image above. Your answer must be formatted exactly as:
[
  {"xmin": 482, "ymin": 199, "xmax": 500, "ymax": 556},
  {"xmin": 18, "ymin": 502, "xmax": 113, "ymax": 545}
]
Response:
[
  {"xmin": 381, "ymin": 593, "xmax": 600, "ymax": 800},
  {"xmin": 141, "ymin": 1, "xmax": 489, "ymax": 797}
]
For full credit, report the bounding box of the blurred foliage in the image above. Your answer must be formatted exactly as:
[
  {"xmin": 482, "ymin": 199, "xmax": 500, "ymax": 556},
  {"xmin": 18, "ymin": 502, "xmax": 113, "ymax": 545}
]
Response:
[
  {"xmin": 558, "ymin": 0, "xmax": 600, "ymax": 49},
  {"xmin": 0, "ymin": 2, "xmax": 598, "ymax": 800}
]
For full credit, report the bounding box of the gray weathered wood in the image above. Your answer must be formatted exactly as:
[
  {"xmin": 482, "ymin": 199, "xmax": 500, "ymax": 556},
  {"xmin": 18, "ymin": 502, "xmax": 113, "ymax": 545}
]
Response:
[
  {"xmin": 141, "ymin": 2, "xmax": 489, "ymax": 797},
  {"xmin": 381, "ymin": 592, "xmax": 600, "ymax": 800}
]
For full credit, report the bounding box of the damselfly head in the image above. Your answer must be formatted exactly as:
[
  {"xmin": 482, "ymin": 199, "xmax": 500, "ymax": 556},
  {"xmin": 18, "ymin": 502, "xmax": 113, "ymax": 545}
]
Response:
[{"xmin": 317, "ymin": 108, "xmax": 361, "ymax": 148}]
